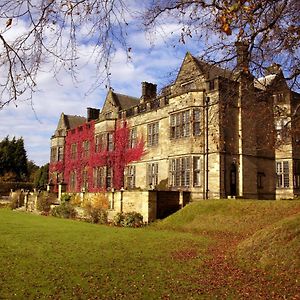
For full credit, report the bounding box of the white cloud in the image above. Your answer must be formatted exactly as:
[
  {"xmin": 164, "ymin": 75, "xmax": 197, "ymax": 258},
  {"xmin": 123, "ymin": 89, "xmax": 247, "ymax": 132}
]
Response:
[{"xmin": 0, "ymin": 7, "xmax": 204, "ymax": 167}]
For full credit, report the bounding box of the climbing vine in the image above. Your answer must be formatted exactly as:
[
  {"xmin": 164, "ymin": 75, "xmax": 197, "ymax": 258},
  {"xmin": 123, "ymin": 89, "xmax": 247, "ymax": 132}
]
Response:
[{"xmin": 49, "ymin": 119, "xmax": 144, "ymax": 193}]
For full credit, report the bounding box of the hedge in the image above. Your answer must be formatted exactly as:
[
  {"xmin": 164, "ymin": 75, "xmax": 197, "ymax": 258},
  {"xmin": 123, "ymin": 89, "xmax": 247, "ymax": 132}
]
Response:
[{"xmin": 0, "ymin": 182, "xmax": 34, "ymax": 196}]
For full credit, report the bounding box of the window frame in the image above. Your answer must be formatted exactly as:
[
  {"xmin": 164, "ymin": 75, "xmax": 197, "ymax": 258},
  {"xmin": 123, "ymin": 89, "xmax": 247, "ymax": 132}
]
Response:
[
  {"xmin": 147, "ymin": 122, "xmax": 159, "ymax": 147},
  {"xmin": 170, "ymin": 110, "xmax": 190, "ymax": 139},
  {"xmin": 276, "ymin": 161, "xmax": 290, "ymax": 188}
]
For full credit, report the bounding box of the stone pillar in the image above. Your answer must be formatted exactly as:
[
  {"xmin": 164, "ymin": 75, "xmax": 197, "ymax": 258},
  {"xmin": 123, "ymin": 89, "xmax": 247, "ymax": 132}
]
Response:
[
  {"xmin": 179, "ymin": 191, "xmax": 183, "ymax": 208},
  {"xmin": 58, "ymin": 183, "xmax": 67, "ymax": 203}
]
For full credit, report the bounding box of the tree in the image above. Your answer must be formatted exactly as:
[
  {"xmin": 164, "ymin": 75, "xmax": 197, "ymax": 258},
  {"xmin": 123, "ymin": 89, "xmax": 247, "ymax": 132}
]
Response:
[
  {"xmin": 143, "ymin": 0, "xmax": 299, "ymax": 88},
  {"xmin": 0, "ymin": 0, "xmax": 131, "ymax": 108},
  {"xmin": 0, "ymin": 0, "xmax": 299, "ymax": 110},
  {"xmin": 34, "ymin": 163, "xmax": 49, "ymax": 189},
  {"xmin": 0, "ymin": 136, "xmax": 28, "ymax": 181},
  {"xmin": 27, "ymin": 160, "xmax": 40, "ymax": 182}
]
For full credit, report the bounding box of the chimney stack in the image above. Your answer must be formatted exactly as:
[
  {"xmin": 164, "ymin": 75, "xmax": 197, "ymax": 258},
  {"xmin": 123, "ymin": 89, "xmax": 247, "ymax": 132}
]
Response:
[
  {"xmin": 235, "ymin": 41, "xmax": 249, "ymax": 73},
  {"xmin": 87, "ymin": 107, "xmax": 100, "ymax": 122},
  {"xmin": 141, "ymin": 82, "xmax": 157, "ymax": 102}
]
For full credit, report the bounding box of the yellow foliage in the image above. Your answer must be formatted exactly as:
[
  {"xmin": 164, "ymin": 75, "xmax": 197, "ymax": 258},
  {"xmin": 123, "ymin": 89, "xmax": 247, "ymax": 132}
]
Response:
[
  {"xmin": 69, "ymin": 193, "xmax": 81, "ymax": 206},
  {"xmin": 82, "ymin": 193, "xmax": 109, "ymax": 210}
]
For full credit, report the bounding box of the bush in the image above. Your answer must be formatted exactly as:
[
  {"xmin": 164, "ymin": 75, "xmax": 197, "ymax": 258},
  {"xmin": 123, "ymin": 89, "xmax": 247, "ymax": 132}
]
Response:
[
  {"xmin": 0, "ymin": 182, "xmax": 34, "ymax": 196},
  {"xmin": 113, "ymin": 212, "xmax": 143, "ymax": 228},
  {"xmin": 61, "ymin": 194, "xmax": 71, "ymax": 203},
  {"xmin": 9, "ymin": 191, "xmax": 24, "ymax": 209},
  {"xmin": 51, "ymin": 202, "xmax": 77, "ymax": 219},
  {"xmin": 69, "ymin": 193, "xmax": 81, "ymax": 206},
  {"xmin": 88, "ymin": 207, "xmax": 108, "ymax": 224},
  {"xmin": 36, "ymin": 193, "xmax": 52, "ymax": 213},
  {"xmin": 82, "ymin": 193, "xmax": 109, "ymax": 224}
]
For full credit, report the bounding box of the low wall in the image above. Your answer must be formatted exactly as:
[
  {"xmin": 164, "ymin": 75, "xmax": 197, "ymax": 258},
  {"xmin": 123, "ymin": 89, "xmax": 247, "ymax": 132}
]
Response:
[{"xmin": 78, "ymin": 190, "xmax": 157, "ymax": 223}]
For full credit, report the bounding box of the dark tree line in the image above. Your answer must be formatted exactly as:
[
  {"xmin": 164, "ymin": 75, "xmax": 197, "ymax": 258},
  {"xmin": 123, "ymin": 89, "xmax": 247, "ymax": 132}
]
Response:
[
  {"xmin": 0, "ymin": 136, "xmax": 48, "ymax": 188},
  {"xmin": 0, "ymin": 136, "xmax": 27, "ymax": 181}
]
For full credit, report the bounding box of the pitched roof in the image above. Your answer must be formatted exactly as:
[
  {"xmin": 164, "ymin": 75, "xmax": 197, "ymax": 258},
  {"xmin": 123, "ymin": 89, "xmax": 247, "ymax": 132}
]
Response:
[
  {"xmin": 254, "ymin": 74, "xmax": 277, "ymax": 90},
  {"xmin": 193, "ymin": 56, "xmax": 233, "ymax": 80},
  {"xmin": 112, "ymin": 92, "xmax": 140, "ymax": 110},
  {"xmin": 64, "ymin": 114, "xmax": 86, "ymax": 129}
]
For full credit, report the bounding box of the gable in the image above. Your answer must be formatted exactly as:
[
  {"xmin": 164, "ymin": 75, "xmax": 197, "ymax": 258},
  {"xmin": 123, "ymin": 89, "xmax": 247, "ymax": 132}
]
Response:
[
  {"xmin": 101, "ymin": 89, "xmax": 120, "ymax": 115},
  {"xmin": 175, "ymin": 52, "xmax": 204, "ymax": 85},
  {"xmin": 56, "ymin": 113, "xmax": 68, "ymax": 131}
]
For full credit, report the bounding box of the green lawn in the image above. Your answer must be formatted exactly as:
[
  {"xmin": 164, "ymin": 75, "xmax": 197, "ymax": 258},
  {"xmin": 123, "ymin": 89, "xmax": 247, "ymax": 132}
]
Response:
[
  {"xmin": 0, "ymin": 209, "xmax": 208, "ymax": 299},
  {"xmin": 1, "ymin": 200, "xmax": 300, "ymax": 299}
]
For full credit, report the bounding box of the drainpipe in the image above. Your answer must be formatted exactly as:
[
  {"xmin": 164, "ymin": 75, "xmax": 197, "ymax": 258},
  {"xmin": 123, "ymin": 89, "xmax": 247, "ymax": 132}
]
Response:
[{"xmin": 205, "ymin": 96, "xmax": 210, "ymax": 199}]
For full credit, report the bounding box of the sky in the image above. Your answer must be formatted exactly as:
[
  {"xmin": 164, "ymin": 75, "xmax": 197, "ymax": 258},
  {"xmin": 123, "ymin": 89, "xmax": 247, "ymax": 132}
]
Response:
[{"xmin": 0, "ymin": 2, "xmax": 201, "ymax": 166}]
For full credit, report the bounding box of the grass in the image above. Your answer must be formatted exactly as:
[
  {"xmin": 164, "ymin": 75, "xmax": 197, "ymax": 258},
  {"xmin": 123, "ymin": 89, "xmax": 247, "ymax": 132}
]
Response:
[
  {"xmin": 154, "ymin": 199, "xmax": 300, "ymax": 235},
  {"xmin": 237, "ymin": 213, "xmax": 300, "ymax": 273},
  {"xmin": 0, "ymin": 209, "xmax": 208, "ymax": 299},
  {"xmin": 1, "ymin": 199, "xmax": 300, "ymax": 299}
]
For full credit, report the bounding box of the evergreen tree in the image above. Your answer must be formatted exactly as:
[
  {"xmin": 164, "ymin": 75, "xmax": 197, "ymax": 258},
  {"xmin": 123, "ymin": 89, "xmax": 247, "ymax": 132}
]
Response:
[
  {"xmin": 34, "ymin": 163, "xmax": 49, "ymax": 189},
  {"xmin": 0, "ymin": 136, "xmax": 28, "ymax": 182}
]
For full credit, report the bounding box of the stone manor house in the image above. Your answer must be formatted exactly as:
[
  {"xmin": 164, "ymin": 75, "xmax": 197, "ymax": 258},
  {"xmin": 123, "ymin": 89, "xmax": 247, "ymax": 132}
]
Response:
[{"xmin": 49, "ymin": 43, "xmax": 300, "ymax": 221}]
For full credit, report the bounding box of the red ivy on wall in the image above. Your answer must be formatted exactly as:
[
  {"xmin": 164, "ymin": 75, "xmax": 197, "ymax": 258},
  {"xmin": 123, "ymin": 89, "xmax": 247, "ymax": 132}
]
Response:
[{"xmin": 49, "ymin": 119, "xmax": 144, "ymax": 193}]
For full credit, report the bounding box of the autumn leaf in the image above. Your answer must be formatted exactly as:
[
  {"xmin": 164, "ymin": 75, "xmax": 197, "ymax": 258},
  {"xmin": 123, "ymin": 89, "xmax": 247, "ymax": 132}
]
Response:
[
  {"xmin": 6, "ymin": 18, "xmax": 12, "ymax": 27},
  {"xmin": 222, "ymin": 23, "xmax": 232, "ymax": 35}
]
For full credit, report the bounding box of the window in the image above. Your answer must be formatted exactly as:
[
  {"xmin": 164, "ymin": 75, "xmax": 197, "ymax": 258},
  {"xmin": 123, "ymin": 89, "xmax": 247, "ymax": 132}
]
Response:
[
  {"xmin": 57, "ymin": 147, "xmax": 64, "ymax": 161},
  {"xmin": 128, "ymin": 128, "xmax": 137, "ymax": 148},
  {"xmin": 147, "ymin": 122, "xmax": 159, "ymax": 147},
  {"xmin": 169, "ymin": 157, "xmax": 191, "ymax": 187},
  {"xmin": 50, "ymin": 147, "xmax": 57, "ymax": 162},
  {"xmin": 193, "ymin": 156, "xmax": 201, "ymax": 187},
  {"xmin": 70, "ymin": 171, "xmax": 76, "ymax": 191},
  {"xmin": 209, "ymin": 80, "xmax": 215, "ymax": 90},
  {"xmin": 182, "ymin": 111, "xmax": 190, "ymax": 137},
  {"xmin": 170, "ymin": 110, "xmax": 190, "ymax": 139},
  {"xmin": 193, "ymin": 109, "xmax": 201, "ymax": 136},
  {"xmin": 82, "ymin": 167, "xmax": 89, "ymax": 191},
  {"xmin": 126, "ymin": 165, "xmax": 136, "ymax": 189},
  {"xmin": 274, "ymin": 93, "xmax": 284, "ymax": 103},
  {"xmin": 181, "ymin": 157, "xmax": 191, "ymax": 187},
  {"xmin": 147, "ymin": 163, "xmax": 158, "ymax": 187},
  {"xmin": 276, "ymin": 118, "xmax": 290, "ymax": 141},
  {"xmin": 294, "ymin": 160, "xmax": 300, "ymax": 189},
  {"xmin": 82, "ymin": 141, "xmax": 90, "ymax": 158},
  {"xmin": 276, "ymin": 161, "xmax": 289, "ymax": 188},
  {"xmin": 71, "ymin": 143, "xmax": 77, "ymax": 159},
  {"xmin": 93, "ymin": 167, "xmax": 105, "ymax": 189},
  {"xmin": 95, "ymin": 135, "xmax": 101, "ymax": 153},
  {"xmin": 107, "ymin": 133, "xmax": 114, "ymax": 151},
  {"xmin": 257, "ymin": 172, "xmax": 265, "ymax": 189},
  {"xmin": 106, "ymin": 167, "xmax": 112, "ymax": 189}
]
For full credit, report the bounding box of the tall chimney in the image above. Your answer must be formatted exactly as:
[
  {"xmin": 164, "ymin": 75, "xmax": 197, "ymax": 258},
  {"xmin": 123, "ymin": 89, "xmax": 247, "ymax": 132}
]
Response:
[
  {"xmin": 141, "ymin": 82, "xmax": 157, "ymax": 102},
  {"xmin": 235, "ymin": 41, "xmax": 249, "ymax": 72},
  {"xmin": 87, "ymin": 107, "xmax": 100, "ymax": 122}
]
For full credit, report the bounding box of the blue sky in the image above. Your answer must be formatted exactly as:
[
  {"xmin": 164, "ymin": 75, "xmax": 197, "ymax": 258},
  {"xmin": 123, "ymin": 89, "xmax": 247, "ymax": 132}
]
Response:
[{"xmin": 0, "ymin": 4, "xmax": 201, "ymax": 166}]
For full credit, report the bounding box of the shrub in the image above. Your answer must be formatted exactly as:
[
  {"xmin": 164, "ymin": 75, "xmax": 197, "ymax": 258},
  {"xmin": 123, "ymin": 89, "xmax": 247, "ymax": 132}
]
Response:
[
  {"xmin": 82, "ymin": 193, "xmax": 109, "ymax": 210},
  {"xmin": 36, "ymin": 193, "xmax": 52, "ymax": 213},
  {"xmin": 113, "ymin": 212, "xmax": 125, "ymax": 226},
  {"xmin": 113, "ymin": 212, "xmax": 144, "ymax": 228},
  {"xmin": 61, "ymin": 194, "xmax": 71, "ymax": 203},
  {"xmin": 51, "ymin": 202, "xmax": 77, "ymax": 219},
  {"xmin": 0, "ymin": 182, "xmax": 34, "ymax": 196},
  {"xmin": 82, "ymin": 193, "xmax": 109, "ymax": 224},
  {"xmin": 9, "ymin": 191, "xmax": 24, "ymax": 210},
  {"xmin": 88, "ymin": 207, "xmax": 108, "ymax": 224},
  {"xmin": 69, "ymin": 193, "xmax": 81, "ymax": 206}
]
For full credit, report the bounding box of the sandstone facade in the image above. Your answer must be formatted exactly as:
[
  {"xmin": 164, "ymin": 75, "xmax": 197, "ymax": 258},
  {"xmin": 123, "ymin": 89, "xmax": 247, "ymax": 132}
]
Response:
[{"xmin": 49, "ymin": 45, "xmax": 300, "ymax": 220}]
